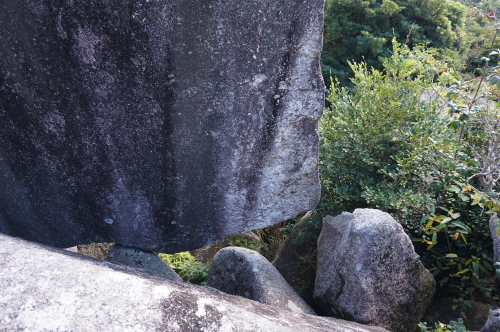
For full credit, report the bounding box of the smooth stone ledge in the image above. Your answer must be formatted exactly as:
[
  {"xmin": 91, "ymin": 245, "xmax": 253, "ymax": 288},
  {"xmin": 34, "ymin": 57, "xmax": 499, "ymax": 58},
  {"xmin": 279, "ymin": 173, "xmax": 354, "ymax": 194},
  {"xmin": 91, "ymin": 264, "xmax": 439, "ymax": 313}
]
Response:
[{"xmin": 0, "ymin": 233, "xmax": 388, "ymax": 332}]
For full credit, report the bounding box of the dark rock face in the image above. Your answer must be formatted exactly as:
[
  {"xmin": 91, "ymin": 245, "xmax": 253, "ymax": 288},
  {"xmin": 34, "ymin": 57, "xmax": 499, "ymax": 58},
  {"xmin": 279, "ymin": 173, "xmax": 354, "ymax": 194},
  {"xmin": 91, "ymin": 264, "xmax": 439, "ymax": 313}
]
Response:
[
  {"xmin": 272, "ymin": 211, "xmax": 321, "ymax": 313},
  {"xmin": 314, "ymin": 209, "xmax": 435, "ymax": 332},
  {"xmin": 106, "ymin": 244, "xmax": 181, "ymax": 280},
  {"xmin": 1, "ymin": 233, "xmax": 390, "ymax": 332},
  {"xmin": 0, "ymin": 0, "xmax": 324, "ymax": 252},
  {"xmin": 208, "ymin": 246, "xmax": 317, "ymax": 315}
]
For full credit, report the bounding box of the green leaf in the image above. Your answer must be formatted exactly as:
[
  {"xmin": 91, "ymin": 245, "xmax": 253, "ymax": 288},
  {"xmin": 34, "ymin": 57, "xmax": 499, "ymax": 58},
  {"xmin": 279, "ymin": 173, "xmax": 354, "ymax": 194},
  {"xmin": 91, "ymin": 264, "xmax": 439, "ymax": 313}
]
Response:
[
  {"xmin": 435, "ymin": 223, "xmax": 447, "ymax": 231},
  {"xmin": 445, "ymin": 185, "xmax": 460, "ymax": 193},
  {"xmin": 472, "ymin": 262, "xmax": 479, "ymax": 274},
  {"xmin": 446, "ymin": 253, "xmax": 458, "ymax": 258},
  {"xmin": 450, "ymin": 221, "xmax": 471, "ymax": 233},
  {"xmin": 432, "ymin": 232, "xmax": 437, "ymax": 244},
  {"xmin": 457, "ymin": 193, "xmax": 469, "ymax": 202},
  {"xmin": 460, "ymin": 233, "xmax": 467, "ymax": 244},
  {"xmin": 439, "ymin": 276, "xmax": 449, "ymax": 286}
]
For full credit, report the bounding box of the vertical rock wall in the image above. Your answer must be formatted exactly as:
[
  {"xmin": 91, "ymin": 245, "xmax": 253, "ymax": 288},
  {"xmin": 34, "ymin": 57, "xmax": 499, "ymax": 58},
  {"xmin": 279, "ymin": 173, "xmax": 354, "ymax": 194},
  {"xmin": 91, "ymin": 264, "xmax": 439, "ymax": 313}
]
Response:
[{"xmin": 0, "ymin": 0, "xmax": 324, "ymax": 252}]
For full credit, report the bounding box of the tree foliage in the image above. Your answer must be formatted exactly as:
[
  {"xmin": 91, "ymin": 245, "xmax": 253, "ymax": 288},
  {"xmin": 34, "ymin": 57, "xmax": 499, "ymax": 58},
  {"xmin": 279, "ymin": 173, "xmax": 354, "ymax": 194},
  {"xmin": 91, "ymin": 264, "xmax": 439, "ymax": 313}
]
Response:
[
  {"xmin": 319, "ymin": 40, "xmax": 498, "ymax": 306},
  {"xmin": 322, "ymin": 0, "xmax": 469, "ymax": 85}
]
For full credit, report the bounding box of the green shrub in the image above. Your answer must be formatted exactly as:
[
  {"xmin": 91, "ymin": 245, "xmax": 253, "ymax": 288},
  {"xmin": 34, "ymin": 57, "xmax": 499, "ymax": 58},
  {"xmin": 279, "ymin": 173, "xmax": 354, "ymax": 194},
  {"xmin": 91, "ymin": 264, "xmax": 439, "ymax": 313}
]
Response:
[
  {"xmin": 158, "ymin": 252, "xmax": 211, "ymax": 285},
  {"xmin": 319, "ymin": 39, "xmax": 498, "ymax": 306},
  {"xmin": 418, "ymin": 318, "xmax": 468, "ymax": 332},
  {"xmin": 320, "ymin": 39, "xmax": 455, "ymax": 224}
]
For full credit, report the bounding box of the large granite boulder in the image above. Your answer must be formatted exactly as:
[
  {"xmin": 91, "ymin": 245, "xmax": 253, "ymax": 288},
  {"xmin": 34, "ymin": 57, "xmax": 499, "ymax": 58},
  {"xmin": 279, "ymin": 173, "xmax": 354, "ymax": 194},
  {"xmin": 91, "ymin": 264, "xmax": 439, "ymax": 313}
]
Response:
[
  {"xmin": 314, "ymin": 209, "xmax": 435, "ymax": 332},
  {"xmin": 272, "ymin": 211, "xmax": 321, "ymax": 313},
  {"xmin": 0, "ymin": 233, "xmax": 390, "ymax": 332},
  {"xmin": 208, "ymin": 246, "xmax": 317, "ymax": 315},
  {"xmin": 0, "ymin": 0, "xmax": 324, "ymax": 253},
  {"xmin": 106, "ymin": 244, "xmax": 181, "ymax": 280}
]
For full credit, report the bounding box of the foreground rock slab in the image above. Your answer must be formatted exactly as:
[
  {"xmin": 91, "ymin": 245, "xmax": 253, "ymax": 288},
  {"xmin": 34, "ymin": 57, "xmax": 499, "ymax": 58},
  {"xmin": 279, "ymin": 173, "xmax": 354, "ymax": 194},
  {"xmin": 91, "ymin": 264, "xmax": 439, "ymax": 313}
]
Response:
[
  {"xmin": 0, "ymin": 0, "xmax": 324, "ymax": 253},
  {"xmin": 208, "ymin": 246, "xmax": 316, "ymax": 315},
  {"xmin": 314, "ymin": 209, "xmax": 435, "ymax": 332},
  {"xmin": 0, "ymin": 233, "xmax": 389, "ymax": 332}
]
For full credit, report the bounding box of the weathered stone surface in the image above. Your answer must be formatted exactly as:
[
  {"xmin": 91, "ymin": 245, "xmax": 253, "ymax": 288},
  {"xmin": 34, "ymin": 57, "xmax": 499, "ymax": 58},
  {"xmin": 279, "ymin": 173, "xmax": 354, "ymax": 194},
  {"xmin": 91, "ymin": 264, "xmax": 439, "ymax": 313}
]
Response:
[
  {"xmin": 489, "ymin": 214, "xmax": 500, "ymax": 263},
  {"xmin": 0, "ymin": 233, "xmax": 390, "ymax": 332},
  {"xmin": 208, "ymin": 246, "xmax": 317, "ymax": 315},
  {"xmin": 272, "ymin": 211, "xmax": 321, "ymax": 313},
  {"xmin": 0, "ymin": 0, "xmax": 324, "ymax": 253},
  {"xmin": 314, "ymin": 209, "xmax": 435, "ymax": 332},
  {"xmin": 479, "ymin": 307, "xmax": 500, "ymax": 332},
  {"xmin": 106, "ymin": 244, "xmax": 181, "ymax": 280}
]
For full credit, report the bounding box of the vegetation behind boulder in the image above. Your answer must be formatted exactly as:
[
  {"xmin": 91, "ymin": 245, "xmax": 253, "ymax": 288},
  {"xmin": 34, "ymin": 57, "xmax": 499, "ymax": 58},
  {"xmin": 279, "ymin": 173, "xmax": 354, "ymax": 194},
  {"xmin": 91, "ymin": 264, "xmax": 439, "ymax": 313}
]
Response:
[{"xmin": 318, "ymin": 40, "xmax": 498, "ymax": 309}]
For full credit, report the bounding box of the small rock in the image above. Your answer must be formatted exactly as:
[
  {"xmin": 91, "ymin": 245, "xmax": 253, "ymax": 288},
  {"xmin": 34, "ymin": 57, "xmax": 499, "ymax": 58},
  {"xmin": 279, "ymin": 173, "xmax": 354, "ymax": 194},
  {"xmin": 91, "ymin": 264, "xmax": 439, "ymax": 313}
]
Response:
[
  {"xmin": 314, "ymin": 209, "xmax": 435, "ymax": 332},
  {"xmin": 208, "ymin": 246, "xmax": 317, "ymax": 315},
  {"xmin": 106, "ymin": 245, "xmax": 181, "ymax": 280},
  {"xmin": 65, "ymin": 246, "xmax": 79, "ymax": 253}
]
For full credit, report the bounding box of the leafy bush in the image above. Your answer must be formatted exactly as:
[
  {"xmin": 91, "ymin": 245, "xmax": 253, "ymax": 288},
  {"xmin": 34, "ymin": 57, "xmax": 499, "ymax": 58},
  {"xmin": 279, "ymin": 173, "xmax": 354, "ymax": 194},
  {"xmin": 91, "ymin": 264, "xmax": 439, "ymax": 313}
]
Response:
[
  {"xmin": 320, "ymin": 40, "xmax": 455, "ymax": 224},
  {"xmin": 319, "ymin": 39, "xmax": 498, "ymax": 307},
  {"xmin": 418, "ymin": 318, "xmax": 468, "ymax": 332},
  {"xmin": 158, "ymin": 252, "xmax": 211, "ymax": 285},
  {"xmin": 322, "ymin": 0, "xmax": 469, "ymax": 85}
]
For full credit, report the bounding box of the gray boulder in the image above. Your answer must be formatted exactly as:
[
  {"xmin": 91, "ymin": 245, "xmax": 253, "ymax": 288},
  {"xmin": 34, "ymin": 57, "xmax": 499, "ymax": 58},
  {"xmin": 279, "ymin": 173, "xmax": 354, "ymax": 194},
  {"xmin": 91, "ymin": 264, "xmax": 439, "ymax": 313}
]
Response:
[
  {"xmin": 106, "ymin": 244, "xmax": 181, "ymax": 280},
  {"xmin": 489, "ymin": 214, "xmax": 500, "ymax": 264},
  {"xmin": 0, "ymin": 0, "xmax": 324, "ymax": 253},
  {"xmin": 208, "ymin": 246, "xmax": 317, "ymax": 315},
  {"xmin": 0, "ymin": 232, "xmax": 390, "ymax": 332},
  {"xmin": 314, "ymin": 209, "xmax": 435, "ymax": 332},
  {"xmin": 479, "ymin": 307, "xmax": 500, "ymax": 332}
]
